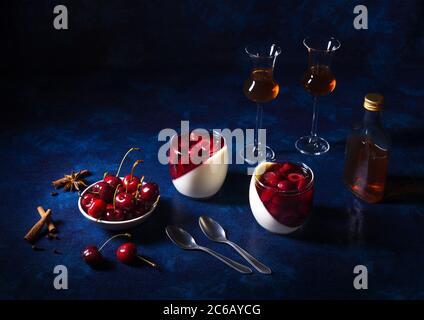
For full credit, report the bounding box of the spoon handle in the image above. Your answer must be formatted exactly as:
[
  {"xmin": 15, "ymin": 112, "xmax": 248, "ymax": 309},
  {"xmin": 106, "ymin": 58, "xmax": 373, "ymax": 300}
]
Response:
[
  {"xmin": 227, "ymin": 241, "xmax": 272, "ymax": 274},
  {"xmin": 198, "ymin": 246, "xmax": 252, "ymax": 274}
]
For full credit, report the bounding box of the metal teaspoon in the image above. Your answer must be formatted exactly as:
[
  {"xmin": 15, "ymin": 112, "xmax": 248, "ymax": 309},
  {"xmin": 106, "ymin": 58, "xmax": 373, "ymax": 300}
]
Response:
[
  {"xmin": 199, "ymin": 216, "xmax": 272, "ymax": 274},
  {"xmin": 165, "ymin": 226, "xmax": 252, "ymax": 274}
]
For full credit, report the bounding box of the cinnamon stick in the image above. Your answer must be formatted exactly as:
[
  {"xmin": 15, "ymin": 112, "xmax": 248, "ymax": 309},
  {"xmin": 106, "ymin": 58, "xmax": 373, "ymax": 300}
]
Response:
[
  {"xmin": 37, "ymin": 206, "xmax": 56, "ymax": 233},
  {"xmin": 24, "ymin": 209, "xmax": 51, "ymax": 243}
]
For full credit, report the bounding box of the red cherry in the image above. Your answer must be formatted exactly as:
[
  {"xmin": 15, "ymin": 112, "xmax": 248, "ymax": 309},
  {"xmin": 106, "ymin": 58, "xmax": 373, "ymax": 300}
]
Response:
[
  {"xmin": 113, "ymin": 208, "xmax": 127, "ymax": 221},
  {"xmin": 180, "ymin": 135, "xmax": 191, "ymax": 149},
  {"xmin": 262, "ymin": 172, "xmax": 279, "ymax": 187},
  {"xmin": 271, "ymin": 193, "xmax": 286, "ymax": 206},
  {"xmin": 115, "ymin": 208, "xmax": 128, "ymax": 221},
  {"xmin": 104, "ymin": 204, "xmax": 127, "ymax": 221},
  {"xmin": 259, "ymin": 188, "xmax": 274, "ymax": 203},
  {"xmin": 91, "ymin": 182, "xmax": 114, "ymax": 202},
  {"xmin": 169, "ymin": 163, "xmax": 179, "ymax": 180},
  {"xmin": 115, "ymin": 192, "xmax": 134, "ymax": 211},
  {"xmin": 265, "ymin": 202, "xmax": 281, "ymax": 216},
  {"xmin": 133, "ymin": 198, "xmax": 148, "ymax": 216},
  {"xmin": 190, "ymin": 139, "xmax": 210, "ymax": 160},
  {"xmin": 277, "ymin": 180, "xmax": 295, "ymax": 191},
  {"xmin": 189, "ymin": 133, "xmax": 204, "ymax": 149},
  {"xmin": 139, "ymin": 182, "xmax": 159, "ymax": 201},
  {"xmin": 127, "ymin": 203, "xmax": 149, "ymax": 219},
  {"xmin": 105, "ymin": 211, "xmax": 115, "ymax": 221},
  {"xmin": 297, "ymin": 178, "xmax": 307, "ymax": 190},
  {"xmin": 116, "ymin": 242, "xmax": 137, "ymax": 264},
  {"xmin": 116, "ymin": 241, "xmax": 158, "ymax": 268},
  {"xmin": 103, "ymin": 174, "xmax": 123, "ymax": 190},
  {"xmin": 87, "ymin": 199, "xmax": 106, "ymax": 219},
  {"xmin": 287, "ymin": 173, "xmax": 304, "ymax": 183},
  {"xmin": 299, "ymin": 188, "xmax": 314, "ymax": 204},
  {"xmin": 82, "ymin": 246, "xmax": 104, "ymax": 266},
  {"xmin": 116, "ymin": 184, "xmax": 126, "ymax": 194},
  {"xmin": 134, "ymin": 194, "xmax": 151, "ymax": 212},
  {"xmin": 104, "ymin": 204, "xmax": 115, "ymax": 221},
  {"xmin": 276, "ymin": 162, "xmax": 296, "ymax": 178},
  {"xmin": 277, "ymin": 163, "xmax": 296, "ymax": 176},
  {"xmin": 122, "ymin": 159, "xmax": 144, "ymax": 194},
  {"xmin": 81, "ymin": 193, "xmax": 97, "ymax": 210},
  {"xmin": 287, "ymin": 173, "xmax": 307, "ymax": 190},
  {"xmin": 123, "ymin": 174, "xmax": 140, "ymax": 193}
]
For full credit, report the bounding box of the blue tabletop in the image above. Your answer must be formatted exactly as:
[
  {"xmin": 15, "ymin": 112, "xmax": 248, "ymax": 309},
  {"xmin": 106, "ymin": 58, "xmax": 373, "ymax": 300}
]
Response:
[{"xmin": 1, "ymin": 63, "xmax": 423, "ymax": 299}]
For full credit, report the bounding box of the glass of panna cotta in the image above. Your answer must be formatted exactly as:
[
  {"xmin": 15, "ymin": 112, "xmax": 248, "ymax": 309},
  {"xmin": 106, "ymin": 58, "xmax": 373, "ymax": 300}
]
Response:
[
  {"xmin": 249, "ymin": 161, "xmax": 314, "ymax": 234},
  {"xmin": 169, "ymin": 130, "xmax": 228, "ymax": 198}
]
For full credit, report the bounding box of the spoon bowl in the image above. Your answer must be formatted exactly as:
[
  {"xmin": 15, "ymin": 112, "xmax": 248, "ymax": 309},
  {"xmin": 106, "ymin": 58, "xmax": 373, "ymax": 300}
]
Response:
[
  {"xmin": 199, "ymin": 216, "xmax": 227, "ymax": 242},
  {"xmin": 165, "ymin": 226, "xmax": 199, "ymax": 250}
]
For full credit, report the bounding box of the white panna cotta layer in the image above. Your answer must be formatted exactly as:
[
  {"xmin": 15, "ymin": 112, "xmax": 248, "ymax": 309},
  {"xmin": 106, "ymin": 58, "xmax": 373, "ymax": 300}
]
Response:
[{"xmin": 172, "ymin": 145, "xmax": 228, "ymax": 198}]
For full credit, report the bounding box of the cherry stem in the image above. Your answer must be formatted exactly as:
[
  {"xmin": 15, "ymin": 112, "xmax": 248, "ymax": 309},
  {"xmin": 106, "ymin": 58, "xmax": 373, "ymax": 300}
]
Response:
[
  {"xmin": 134, "ymin": 178, "xmax": 144, "ymax": 199},
  {"xmin": 99, "ymin": 233, "xmax": 131, "ymax": 251},
  {"xmin": 116, "ymin": 148, "xmax": 141, "ymax": 177},
  {"xmin": 103, "ymin": 172, "xmax": 108, "ymax": 179},
  {"xmin": 113, "ymin": 184, "xmax": 122, "ymax": 211},
  {"xmin": 130, "ymin": 160, "xmax": 144, "ymax": 181},
  {"xmin": 137, "ymin": 255, "xmax": 158, "ymax": 268}
]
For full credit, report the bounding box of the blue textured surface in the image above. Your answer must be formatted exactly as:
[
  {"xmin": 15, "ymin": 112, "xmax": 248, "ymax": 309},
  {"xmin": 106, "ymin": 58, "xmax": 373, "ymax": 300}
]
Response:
[{"xmin": 1, "ymin": 0, "xmax": 423, "ymax": 300}]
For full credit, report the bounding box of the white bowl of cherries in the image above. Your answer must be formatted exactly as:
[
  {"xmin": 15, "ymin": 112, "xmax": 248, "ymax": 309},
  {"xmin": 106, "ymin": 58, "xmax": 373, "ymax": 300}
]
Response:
[{"xmin": 78, "ymin": 148, "xmax": 160, "ymax": 230}]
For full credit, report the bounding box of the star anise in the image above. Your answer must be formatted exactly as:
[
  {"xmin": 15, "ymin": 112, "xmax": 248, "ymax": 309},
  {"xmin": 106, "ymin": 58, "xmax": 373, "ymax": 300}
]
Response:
[{"xmin": 52, "ymin": 169, "xmax": 90, "ymax": 192}]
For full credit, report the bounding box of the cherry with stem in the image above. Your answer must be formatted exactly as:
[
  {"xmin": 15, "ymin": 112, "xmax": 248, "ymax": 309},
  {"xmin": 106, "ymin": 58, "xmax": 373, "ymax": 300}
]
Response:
[
  {"xmin": 116, "ymin": 242, "xmax": 159, "ymax": 269},
  {"xmin": 116, "ymin": 147, "xmax": 141, "ymax": 177},
  {"xmin": 82, "ymin": 233, "xmax": 132, "ymax": 267},
  {"xmin": 123, "ymin": 159, "xmax": 144, "ymax": 193}
]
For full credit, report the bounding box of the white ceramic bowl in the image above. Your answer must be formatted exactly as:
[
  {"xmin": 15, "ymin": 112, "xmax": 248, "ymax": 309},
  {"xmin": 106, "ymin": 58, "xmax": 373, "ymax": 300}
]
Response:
[{"xmin": 78, "ymin": 178, "xmax": 159, "ymax": 230}]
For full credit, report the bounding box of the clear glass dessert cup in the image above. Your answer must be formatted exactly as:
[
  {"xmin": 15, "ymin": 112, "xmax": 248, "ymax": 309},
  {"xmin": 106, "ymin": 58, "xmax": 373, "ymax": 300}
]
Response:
[
  {"xmin": 249, "ymin": 161, "xmax": 314, "ymax": 234},
  {"xmin": 169, "ymin": 130, "xmax": 228, "ymax": 199}
]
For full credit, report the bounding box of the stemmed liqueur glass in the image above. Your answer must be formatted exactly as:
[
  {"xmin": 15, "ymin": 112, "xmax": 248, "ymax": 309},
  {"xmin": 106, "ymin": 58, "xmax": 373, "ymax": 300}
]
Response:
[
  {"xmin": 295, "ymin": 36, "xmax": 341, "ymax": 155},
  {"xmin": 242, "ymin": 44, "xmax": 281, "ymax": 164}
]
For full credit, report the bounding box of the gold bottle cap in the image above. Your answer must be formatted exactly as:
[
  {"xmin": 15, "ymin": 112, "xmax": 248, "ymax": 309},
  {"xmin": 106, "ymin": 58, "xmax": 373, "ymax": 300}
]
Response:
[{"xmin": 364, "ymin": 93, "xmax": 384, "ymax": 111}]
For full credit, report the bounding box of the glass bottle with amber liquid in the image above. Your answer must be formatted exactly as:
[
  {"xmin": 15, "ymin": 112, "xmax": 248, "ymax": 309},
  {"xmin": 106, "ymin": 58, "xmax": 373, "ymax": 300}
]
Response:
[{"xmin": 344, "ymin": 93, "xmax": 390, "ymax": 203}]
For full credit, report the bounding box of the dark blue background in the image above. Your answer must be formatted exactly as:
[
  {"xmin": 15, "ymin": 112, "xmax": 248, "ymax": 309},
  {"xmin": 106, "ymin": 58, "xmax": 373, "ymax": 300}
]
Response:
[{"xmin": 1, "ymin": 0, "xmax": 423, "ymax": 299}]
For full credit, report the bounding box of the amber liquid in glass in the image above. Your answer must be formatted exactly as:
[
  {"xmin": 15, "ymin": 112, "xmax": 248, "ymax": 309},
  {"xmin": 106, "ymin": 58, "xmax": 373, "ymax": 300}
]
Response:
[
  {"xmin": 243, "ymin": 68, "xmax": 279, "ymax": 103},
  {"xmin": 344, "ymin": 136, "xmax": 389, "ymax": 203},
  {"xmin": 301, "ymin": 65, "xmax": 336, "ymax": 96}
]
